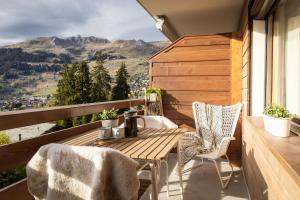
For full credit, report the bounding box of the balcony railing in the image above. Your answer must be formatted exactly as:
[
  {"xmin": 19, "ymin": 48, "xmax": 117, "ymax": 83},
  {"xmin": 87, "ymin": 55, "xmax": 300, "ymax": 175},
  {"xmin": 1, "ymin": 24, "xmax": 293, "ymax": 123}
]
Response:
[{"xmin": 0, "ymin": 99, "xmax": 145, "ymax": 199}]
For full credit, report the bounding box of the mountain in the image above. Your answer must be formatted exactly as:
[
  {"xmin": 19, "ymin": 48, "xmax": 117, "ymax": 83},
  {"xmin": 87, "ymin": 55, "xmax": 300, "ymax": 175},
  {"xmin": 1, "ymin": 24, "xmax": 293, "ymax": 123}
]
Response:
[{"xmin": 0, "ymin": 36, "xmax": 170, "ymax": 100}]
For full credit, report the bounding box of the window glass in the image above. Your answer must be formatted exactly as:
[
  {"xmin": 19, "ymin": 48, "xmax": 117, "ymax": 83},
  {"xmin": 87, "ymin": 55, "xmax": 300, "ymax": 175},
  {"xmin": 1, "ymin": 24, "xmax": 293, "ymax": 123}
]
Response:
[{"xmin": 273, "ymin": 0, "xmax": 300, "ymax": 117}]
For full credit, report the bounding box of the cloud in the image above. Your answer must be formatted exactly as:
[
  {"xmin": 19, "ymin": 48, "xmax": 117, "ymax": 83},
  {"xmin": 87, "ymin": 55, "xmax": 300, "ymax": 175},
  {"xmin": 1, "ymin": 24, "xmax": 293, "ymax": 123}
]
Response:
[{"xmin": 0, "ymin": 0, "xmax": 166, "ymax": 45}]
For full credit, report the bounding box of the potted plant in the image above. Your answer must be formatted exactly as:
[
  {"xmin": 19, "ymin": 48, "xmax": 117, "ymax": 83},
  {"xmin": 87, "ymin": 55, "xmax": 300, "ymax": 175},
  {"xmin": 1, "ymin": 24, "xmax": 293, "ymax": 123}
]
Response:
[
  {"xmin": 263, "ymin": 104, "xmax": 294, "ymax": 137},
  {"xmin": 146, "ymin": 87, "xmax": 162, "ymax": 102},
  {"xmin": 92, "ymin": 108, "xmax": 119, "ymax": 128}
]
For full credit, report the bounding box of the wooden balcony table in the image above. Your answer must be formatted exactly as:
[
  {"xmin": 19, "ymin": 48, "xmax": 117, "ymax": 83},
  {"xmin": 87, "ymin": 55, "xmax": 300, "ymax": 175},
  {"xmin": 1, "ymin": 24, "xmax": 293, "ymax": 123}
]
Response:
[{"xmin": 61, "ymin": 127, "xmax": 186, "ymax": 200}]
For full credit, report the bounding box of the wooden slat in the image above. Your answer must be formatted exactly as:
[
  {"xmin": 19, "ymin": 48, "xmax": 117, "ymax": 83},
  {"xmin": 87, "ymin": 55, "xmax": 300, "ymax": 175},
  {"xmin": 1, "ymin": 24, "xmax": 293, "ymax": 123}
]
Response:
[
  {"xmin": 152, "ymin": 60, "xmax": 230, "ymax": 76},
  {"xmin": 0, "ymin": 179, "xmax": 33, "ymax": 200},
  {"xmin": 163, "ymin": 106, "xmax": 193, "ymax": 119},
  {"xmin": 61, "ymin": 129, "xmax": 99, "ymax": 146},
  {"xmin": 153, "ymin": 129, "xmax": 185, "ymax": 160},
  {"xmin": 0, "ymin": 99, "xmax": 144, "ymax": 131},
  {"xmin": 152, "ymin": 77, "xmax": 230, "ymax": 91},
  {"xmin": 121, "ymin": 129, "xmax": 163, "ymax": 155},
  {"xmin": 109, "ymin": 129, "xmax": 156, "ymax": 151},
  {"xmin": 133, "ymin": 129, "xmax": 175, "ymax": 159},
  {"xmin": 146, "ymin": 129, "xmax": 181, "ymax": 159},
  {"xmin": 163, "ymin": 91, "xmax": 231, "ymax": 106},
  {"xmin": 151, "ymin": 49, "xmax": 230, "ymax": 62},
  {"xmin": 168, "ymin": 44, "xmax": 230, "ymax": 53},
  {"xmin": 0, "ymin": 122, "xmax": 100, "ymax": 172},
  {"xmin": 176, "ymin": 36, "xmax": 230, "ymax": 46}
]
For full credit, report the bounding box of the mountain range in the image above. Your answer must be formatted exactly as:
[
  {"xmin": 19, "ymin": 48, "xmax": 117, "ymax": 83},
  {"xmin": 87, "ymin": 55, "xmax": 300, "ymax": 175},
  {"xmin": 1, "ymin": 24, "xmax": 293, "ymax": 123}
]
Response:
[{"xmin": 0, "ymin": 36, "xmax": 169, "ymax": 100}]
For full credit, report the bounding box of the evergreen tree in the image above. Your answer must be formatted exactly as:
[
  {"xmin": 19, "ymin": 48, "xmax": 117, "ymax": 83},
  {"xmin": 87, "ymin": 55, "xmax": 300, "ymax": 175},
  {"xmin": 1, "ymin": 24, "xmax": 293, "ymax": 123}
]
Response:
[
  {"xmin": 54, "ymin": 61, "xmax": 91, "ymax": 127},
  {"xmin": 111, "ymin": 62, "xmax": 130, "ymax": 100},
  {"xmin": 74, "ymin": 61, "xmax": 91, "ymax": 103},
  {"xmin": 54, "ymin": 63, "xmax": 77, "ymax": 106},
  {"xmin": 90, "ymin": 56, "xmax": 112, "ymax": 102},
  {"xmin": 54, "ymin": 63, "xmax": 78, "ymax": 128}
]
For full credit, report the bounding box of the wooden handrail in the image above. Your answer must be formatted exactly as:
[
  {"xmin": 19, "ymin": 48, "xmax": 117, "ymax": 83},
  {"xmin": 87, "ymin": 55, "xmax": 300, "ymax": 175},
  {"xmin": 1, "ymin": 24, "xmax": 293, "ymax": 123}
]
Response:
[
  {"xmin": 0, "ymin": 99, "xmax": 144, "ymax": 131},
  {"xmin": 0, "ymin": 99, "xmax": 145, "ymax": 197},
  {"xmin": 0, "ymin": 122, "xmax": 100, "ymax": 172}
]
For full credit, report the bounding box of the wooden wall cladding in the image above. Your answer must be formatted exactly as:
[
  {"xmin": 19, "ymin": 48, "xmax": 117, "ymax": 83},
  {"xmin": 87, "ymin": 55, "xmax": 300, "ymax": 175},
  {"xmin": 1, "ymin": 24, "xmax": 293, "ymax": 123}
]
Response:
[
  {"xmin": 149, "ymin": 34, "xmax": 242, "ymax": 163},
  {"xmin": 150, "ymin": 34, "xmax": 232, "ymax": 130}
]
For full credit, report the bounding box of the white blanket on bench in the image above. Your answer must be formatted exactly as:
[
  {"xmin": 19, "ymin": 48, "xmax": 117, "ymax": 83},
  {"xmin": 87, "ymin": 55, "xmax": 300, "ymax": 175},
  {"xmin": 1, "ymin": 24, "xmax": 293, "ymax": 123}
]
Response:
[{"xmin": 27, "ymin": 143, "xmax": 140, "ymax": 200}]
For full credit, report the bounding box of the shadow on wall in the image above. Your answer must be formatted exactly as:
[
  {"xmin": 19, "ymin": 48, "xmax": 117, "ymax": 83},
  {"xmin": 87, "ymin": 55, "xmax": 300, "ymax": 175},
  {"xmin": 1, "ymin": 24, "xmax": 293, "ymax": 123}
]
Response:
[
  {"xmin": 162, "ymin": 91, "xmax": 195, "ymax": 130},
  {"xmin": 242, "ymin": 140, "xmax": 268, "ymax": 200}
]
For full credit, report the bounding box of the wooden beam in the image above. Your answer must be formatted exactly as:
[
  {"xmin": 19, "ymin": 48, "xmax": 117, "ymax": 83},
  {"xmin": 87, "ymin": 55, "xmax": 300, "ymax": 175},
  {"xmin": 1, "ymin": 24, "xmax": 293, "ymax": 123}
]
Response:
[
  {"xmin": 229, "ymin": 33, "xmax": 243, "ymax": 165},
  {"xmin": 0, "ymin": 99, "xmax": 144, "ymax": 131},
  {"xmin": 231, "ymin": 33, "xmax": 242, "ymax": 104}
]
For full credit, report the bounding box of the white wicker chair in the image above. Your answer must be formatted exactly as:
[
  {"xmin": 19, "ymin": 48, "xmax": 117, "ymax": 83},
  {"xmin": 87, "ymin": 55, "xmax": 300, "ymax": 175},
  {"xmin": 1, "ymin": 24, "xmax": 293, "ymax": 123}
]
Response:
[{"xmin": 178, "ymin": 102, "xmax": 241, "ymax": 191}]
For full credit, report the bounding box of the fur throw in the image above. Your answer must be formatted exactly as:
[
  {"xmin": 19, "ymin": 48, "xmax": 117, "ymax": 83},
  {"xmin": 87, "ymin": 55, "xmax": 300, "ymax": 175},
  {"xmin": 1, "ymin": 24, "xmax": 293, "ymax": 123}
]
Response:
[{"xmin": 26, "ymin": 144, "xmax": 140, "ymax": 200}]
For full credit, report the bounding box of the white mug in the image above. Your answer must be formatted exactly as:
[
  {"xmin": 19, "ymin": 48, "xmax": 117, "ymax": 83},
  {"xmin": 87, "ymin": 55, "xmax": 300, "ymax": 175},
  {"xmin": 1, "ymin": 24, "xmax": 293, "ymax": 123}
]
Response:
[
  {"xmin": 112, "ymin": 127, "xmax": 125, "ymax": 139},
  {"xmin": 99, "ymin": 127, "xmax": 112, "ymax": 140}
]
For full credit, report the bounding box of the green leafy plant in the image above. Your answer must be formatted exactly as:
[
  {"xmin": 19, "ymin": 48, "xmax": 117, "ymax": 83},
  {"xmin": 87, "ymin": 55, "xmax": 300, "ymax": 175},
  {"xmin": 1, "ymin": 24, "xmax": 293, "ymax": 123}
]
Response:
[
  {"xmin": 91, "ymin": 108, "xmax": 119, "ymax": 122},
  {"xmin": 0, "ymin": 131, "xmax": 10, "ymax": 145},
  {"xmin": 0, "ymin": 166, "xmax": 26, "ymax": 189},
  {"xmin": 146, "ymin": 87, "xmax": 162, "ymax": 99},
  {"xmin": 263, "ymin": 104, "xmax": 294, "ymax": 118},
  {"xmin": 0, "ymin": 133, "xmax": 26, "ymax": 190}
]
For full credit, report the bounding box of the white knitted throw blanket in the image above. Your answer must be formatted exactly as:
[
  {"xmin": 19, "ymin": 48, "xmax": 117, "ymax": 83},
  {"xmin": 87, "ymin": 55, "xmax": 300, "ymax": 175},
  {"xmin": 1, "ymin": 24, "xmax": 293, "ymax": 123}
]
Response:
[
  {"xmin": 180, "ymin": 103, "xmax": 223, "ymax": 164},
  {"xmin": 195, "ymin": 102, "xmax": 223, "ymax": 151},
  {"xmin": 27, "ymin": 144, "xmax": 140, "ymax": 200}
]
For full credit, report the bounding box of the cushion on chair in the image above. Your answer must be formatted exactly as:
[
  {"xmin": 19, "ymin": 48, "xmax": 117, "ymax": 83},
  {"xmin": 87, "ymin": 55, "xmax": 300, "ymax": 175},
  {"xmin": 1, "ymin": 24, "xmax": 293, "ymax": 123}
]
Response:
[{"xmin": 137, "ymin": 116, "xmax": 178, "ymax": 129}]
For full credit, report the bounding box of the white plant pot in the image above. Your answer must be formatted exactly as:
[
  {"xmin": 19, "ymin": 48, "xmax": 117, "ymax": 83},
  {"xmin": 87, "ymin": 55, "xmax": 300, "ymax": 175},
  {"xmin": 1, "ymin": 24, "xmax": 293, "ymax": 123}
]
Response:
[
  {"xmin": 101, "ymin": 119, "xmax": 119, "ymax": 128},
  {"xmin": 263, "ymin": 115, "xmax": 291, "ymax": 137},
  {"xmin": 148, "ymin": 93, "xmax": 157, "ymax": 102}
]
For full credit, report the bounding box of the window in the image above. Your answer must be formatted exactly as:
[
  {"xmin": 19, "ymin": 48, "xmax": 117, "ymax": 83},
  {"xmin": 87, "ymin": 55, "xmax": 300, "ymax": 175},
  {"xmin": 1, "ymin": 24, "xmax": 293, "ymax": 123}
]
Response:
[{"xmin": 270, "ymin": 0, "xmax": 300, "ymax": 119}]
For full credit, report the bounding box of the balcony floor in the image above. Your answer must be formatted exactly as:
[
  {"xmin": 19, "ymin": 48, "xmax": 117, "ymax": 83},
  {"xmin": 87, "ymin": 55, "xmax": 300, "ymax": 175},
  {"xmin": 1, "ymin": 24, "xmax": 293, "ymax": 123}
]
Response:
[{"xmin": 140, "ymin": 153, "xmax": 249, "ymax": 200}]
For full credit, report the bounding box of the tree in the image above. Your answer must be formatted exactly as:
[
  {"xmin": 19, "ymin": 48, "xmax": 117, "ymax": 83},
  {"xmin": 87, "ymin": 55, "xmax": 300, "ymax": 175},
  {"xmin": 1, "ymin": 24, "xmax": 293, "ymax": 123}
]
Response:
[
  {"xmin": 111, "ymin": 62, "xmax": 130, "ymax": 100},
  {"xmin": 54, "ymin": 63, "xmax": 77, "ymax": 106},
  {"xmin": 74, "ymin": 61, "xmax": 91, "ymax": 104},
  {"xmin": 54, "ymin": 61, "xmax": 91, "ymax": 127},
  {"xmin": 90, "ymin": 56, "xmax": 112, "ymax": 102}
]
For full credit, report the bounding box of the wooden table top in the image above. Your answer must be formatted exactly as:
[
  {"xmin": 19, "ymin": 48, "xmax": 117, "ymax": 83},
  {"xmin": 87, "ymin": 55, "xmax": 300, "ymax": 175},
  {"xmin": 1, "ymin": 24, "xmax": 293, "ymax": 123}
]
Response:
[{"xmin": 61, "ymin": 128, "xmax": 186, "ymax": 161}]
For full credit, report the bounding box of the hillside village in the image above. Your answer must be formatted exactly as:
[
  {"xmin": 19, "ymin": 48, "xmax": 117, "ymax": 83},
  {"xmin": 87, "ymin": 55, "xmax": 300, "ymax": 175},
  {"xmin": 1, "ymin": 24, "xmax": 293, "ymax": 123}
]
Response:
[{"xmin": 0, "ymin": 36, "xmax": 169, "ymax": 106}]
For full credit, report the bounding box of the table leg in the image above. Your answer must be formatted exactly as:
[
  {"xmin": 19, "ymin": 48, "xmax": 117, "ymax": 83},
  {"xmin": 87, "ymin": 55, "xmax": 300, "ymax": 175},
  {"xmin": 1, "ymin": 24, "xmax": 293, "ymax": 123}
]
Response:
[
  {"xmin": 177, "ymin": 142, "xmax": 184, "ymax": 199},
  {"xmin": 149, "ymin": 161, "xmax": 159, "ymax": 200}
]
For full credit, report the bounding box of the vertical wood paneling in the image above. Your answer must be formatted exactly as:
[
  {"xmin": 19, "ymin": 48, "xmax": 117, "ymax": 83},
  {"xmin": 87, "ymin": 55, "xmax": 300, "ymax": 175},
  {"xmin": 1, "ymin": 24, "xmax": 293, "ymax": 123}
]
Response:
[
  {"xmin": 241, "ymin": 0, "xmax": 251, "ymax": 116},
  {"xmin": 230, "ymin": 33, "xmax": 243, "ymax": 163}
]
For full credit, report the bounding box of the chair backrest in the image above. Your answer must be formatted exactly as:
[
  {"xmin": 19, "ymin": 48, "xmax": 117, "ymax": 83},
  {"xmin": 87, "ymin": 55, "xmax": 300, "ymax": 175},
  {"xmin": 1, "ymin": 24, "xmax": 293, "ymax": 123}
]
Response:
[{"xmin": 192, "ymin": 102, "xmax": 241, "ymax": 138}]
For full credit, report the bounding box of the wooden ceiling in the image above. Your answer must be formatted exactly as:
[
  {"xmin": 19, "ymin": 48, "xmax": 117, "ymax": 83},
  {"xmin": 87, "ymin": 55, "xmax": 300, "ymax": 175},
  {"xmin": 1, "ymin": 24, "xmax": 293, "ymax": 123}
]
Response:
[{"xmin": 137, "ymin": 0, "xmax": 246, "ymax": 41}]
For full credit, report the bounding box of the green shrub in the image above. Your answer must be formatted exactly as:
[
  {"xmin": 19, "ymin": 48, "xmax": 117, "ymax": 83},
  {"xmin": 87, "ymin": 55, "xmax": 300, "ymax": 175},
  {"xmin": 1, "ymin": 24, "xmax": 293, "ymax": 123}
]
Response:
[
  {"xmin": 99, "ymin": 108, "xmax": 119, "ymax": 120},
  {"xmin": 263, "ymin": 104, "xmax": 294, "ymax": 118},
  {"xmin": 91, "ymin": 108, "xmax": 119, "ymax": 122},
  {"xmin": 0, "ymin": 166, "xmax": 26, "ymax": 189},
  {"xmin": 0, "ymin": 132, "xmax": 10, "ymax": 145},
  {"xmin": 145, "ymin": 87, "xmax": 162, "ymax": 99}
]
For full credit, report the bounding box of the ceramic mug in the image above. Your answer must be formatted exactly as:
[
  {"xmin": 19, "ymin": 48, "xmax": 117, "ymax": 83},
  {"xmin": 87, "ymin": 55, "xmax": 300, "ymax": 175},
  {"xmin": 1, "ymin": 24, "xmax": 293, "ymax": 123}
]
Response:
[
  {"xmin": 112, "ymin": 127, "xmax": 125, "ymax": 139},
  {"xmin": 99, "ymin": 127, "xmax": 112, "ymax": 140}
]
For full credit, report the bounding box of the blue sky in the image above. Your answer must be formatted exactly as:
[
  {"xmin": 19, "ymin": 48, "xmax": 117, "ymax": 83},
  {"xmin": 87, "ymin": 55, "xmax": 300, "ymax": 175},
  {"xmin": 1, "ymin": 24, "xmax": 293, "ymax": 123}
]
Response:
[{"xmin": 0, "ymin": 0, "xmax": 167, "ymax": 45}]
